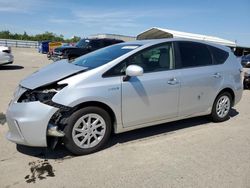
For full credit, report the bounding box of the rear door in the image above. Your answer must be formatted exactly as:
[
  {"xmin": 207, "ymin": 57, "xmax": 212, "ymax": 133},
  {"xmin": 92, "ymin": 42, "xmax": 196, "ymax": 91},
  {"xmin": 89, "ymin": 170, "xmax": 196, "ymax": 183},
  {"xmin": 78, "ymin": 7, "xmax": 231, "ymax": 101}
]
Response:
[{"xmin": 176, "ymin": 41, "xmax": 223, "ymax": 116}]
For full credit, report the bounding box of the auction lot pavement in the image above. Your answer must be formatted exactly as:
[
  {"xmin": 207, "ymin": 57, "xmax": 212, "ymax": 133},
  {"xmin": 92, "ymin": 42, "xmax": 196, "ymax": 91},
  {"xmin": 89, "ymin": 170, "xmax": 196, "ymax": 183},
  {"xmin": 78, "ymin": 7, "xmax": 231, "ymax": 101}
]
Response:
[{"xmin": 0, "ymin": 48, "xmax": 250, "ymax": 188}]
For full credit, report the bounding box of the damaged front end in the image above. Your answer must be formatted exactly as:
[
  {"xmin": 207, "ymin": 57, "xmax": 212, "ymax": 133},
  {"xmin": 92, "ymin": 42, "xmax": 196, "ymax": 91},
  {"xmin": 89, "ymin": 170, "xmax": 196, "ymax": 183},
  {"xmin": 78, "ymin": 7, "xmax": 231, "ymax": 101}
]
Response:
[
  {"xmin": 46, "ymin": 107, "xmax": 73, "ymax": 149},
  {"xmin": 14, "ymin": 83, "xmax": 73, "ymax": 149},
  {"xmin": 6, "ymin": 60, "xmax": 88, "ymax": 148}
]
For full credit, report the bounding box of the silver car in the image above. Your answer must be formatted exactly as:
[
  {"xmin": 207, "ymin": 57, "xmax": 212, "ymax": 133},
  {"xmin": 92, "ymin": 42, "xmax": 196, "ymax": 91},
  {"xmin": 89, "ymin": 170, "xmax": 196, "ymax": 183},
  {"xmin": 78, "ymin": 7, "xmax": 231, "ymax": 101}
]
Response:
[
  {"xmin": 6, "ymin": 39, "xmax": 243, "ymax": 155},
  {"xmin": 0, "ymin": 46, "xmax": 14, "ymax": 65}
]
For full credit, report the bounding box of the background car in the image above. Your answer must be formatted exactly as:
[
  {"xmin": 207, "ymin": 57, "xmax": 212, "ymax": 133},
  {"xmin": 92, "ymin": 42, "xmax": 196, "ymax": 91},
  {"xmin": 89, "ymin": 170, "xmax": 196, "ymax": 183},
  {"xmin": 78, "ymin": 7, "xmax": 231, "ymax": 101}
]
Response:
[
  {"xmin": 241, "ymin": 54, "xmax": 250, "ymax": 89},
  {"xmin": 241, "ymin": 54, "xmax": 250, "ymax": 67},
  {"xmin": 0, "ymin": 46, "xmax": 14, "ymax": 66},
  {"xmin": 51, "ymin": 38, "xmax": 124, "ymax": 61}
]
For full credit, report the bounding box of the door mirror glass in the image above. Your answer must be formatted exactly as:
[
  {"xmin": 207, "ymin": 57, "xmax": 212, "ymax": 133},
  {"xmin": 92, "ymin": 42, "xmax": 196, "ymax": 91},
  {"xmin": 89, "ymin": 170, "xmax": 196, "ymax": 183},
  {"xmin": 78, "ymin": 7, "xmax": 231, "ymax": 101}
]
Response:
[{"xmin": 126, "ymin": 65, "xmax": 143, "ymax": 77}]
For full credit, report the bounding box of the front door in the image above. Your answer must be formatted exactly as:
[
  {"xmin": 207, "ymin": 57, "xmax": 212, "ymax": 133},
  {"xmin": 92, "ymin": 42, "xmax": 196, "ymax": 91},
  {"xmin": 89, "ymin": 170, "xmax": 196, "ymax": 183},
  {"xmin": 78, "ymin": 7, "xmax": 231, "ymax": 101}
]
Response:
[{"xmin": 121, "ymin": 43, "xmax": 180, "ymax": 127}]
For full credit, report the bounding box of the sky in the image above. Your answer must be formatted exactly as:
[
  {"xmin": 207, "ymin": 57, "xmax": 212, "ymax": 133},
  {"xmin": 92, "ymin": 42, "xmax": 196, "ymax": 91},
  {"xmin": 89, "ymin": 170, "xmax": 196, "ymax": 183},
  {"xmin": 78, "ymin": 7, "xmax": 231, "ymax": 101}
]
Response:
[{"xmin": 0, "ymin": 0, "xmax": 249, "ymax": 46}]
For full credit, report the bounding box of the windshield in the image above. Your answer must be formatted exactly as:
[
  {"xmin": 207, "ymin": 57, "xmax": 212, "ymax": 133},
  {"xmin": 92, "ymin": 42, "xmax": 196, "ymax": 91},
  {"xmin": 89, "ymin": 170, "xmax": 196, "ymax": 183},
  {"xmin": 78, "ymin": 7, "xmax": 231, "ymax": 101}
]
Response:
[
  {"xmin": 71, "ymin": 44, "xmax": 141, "ymax": 69},
  {"xmin": 75, "ymin": 39, "xmax": 90, "ymax": 48}
]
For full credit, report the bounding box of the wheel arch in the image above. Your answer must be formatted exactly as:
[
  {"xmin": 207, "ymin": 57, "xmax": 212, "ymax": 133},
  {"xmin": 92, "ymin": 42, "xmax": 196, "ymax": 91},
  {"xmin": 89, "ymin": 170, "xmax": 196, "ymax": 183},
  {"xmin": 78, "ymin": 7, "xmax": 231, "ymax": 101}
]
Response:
[{"xmin": 70, "ymin": 101, "xmax": 117, "ymax": 132}]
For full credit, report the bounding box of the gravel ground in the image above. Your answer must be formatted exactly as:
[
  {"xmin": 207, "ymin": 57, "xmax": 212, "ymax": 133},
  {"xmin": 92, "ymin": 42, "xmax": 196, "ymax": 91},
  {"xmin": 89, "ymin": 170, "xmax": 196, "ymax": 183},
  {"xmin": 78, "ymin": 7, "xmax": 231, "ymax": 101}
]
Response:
[{"xmin": 0, "ymin": 48, "xmax": 249, "ymax": 188}]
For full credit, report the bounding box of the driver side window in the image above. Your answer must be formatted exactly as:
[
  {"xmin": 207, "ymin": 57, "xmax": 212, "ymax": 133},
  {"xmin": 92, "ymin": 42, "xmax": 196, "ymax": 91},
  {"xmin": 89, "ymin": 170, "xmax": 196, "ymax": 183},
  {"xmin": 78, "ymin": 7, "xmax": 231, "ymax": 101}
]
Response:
[
  {"xmin": 103, "ymin": 43, "xmax": 174, "ymax": 77},
  {"xmin": 126, "ymin": 43, "xmax": 174, "ymax": 73}
]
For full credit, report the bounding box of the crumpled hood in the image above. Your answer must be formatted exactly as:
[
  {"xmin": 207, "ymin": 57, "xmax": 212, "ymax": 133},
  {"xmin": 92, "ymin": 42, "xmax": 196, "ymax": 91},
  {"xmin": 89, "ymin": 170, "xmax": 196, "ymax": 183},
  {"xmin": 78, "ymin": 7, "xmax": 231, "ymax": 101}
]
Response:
[{"xmin": 20, "ymin": 60, "xmax": 87, "ymax": 89}]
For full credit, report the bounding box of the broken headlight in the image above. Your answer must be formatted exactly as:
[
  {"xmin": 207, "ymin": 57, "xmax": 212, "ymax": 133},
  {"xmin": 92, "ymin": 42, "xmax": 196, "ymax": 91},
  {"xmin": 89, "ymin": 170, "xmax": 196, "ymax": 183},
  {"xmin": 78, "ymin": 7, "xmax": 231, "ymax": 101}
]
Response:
[{"xmin": 18, "ymin": 83, "xmax": 67, "ymax": 103}]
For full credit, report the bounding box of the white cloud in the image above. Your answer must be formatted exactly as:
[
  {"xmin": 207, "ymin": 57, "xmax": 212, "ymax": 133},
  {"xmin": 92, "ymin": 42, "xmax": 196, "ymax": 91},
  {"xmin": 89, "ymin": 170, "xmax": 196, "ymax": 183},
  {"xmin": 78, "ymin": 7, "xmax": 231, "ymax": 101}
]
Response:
[
  {"xmin": 0, "ymin": 0, "xmax": 33, "ymax": 13},
  {"xmin": 0, "ymin": 0, "xmax": 56, "ymax": 13},
  {"xmin": 50, "ymin": 9, "xmax": 143, "ymax": 28},
  {"xmin": 49, "ymin": 6, "xmax": 210, "ymax": 31}
]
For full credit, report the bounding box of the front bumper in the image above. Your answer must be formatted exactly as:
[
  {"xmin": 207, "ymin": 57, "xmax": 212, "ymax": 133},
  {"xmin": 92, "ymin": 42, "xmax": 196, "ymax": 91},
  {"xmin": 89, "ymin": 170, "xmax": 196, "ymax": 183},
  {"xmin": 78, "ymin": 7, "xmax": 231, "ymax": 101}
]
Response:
[
  {"xmin": 51, "ymin": 53, "xmax": 66, "ymax": 62},
  {"xmin": 6, "ymin": 101, "xmax": 58, "ymax": 147}
]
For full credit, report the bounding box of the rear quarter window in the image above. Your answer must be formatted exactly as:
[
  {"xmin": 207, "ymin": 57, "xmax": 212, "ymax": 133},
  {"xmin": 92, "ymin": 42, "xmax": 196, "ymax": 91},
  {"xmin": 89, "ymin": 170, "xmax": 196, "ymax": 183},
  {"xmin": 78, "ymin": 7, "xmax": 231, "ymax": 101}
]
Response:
[
  {"xmin": 178, "ymin": 41, "xmax": 213, "ymax": 68},
  {"xmin": 209, "ymin": 46, "xmax": 229, "ymax": 64}
]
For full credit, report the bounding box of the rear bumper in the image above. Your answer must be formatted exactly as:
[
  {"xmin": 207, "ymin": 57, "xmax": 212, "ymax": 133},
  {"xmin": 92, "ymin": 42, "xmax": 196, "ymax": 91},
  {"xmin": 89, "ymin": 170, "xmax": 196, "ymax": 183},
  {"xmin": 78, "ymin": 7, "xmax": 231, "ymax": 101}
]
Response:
[
  {"xmin": 0, "ymin": 53, "xmax": 14, "ymax": 65},
  {"xmin": 6, "ymin": 101, "xmax": 58, "ymax": 147},
  {"xmin": 234, "ymin": 86, "xmax": 243, "ymax": 106}
]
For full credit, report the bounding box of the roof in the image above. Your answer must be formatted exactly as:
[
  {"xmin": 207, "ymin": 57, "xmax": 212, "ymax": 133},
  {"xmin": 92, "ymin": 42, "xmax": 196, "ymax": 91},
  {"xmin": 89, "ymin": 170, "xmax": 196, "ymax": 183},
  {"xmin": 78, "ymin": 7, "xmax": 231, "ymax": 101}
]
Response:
[
  {"xmin": 88, "ymin": 33, "xmax": 136, "ymax": 42},
  {"xmin": 137, "ymin": 27, "xmax": 236, "ymax": 47},
  {"xmin": 89, "ymin": 33, "xmax": 135, "ymax": 38},
  {"xmin": 121, "ymin": 38, "xmax": 231, "ymax": 52}
]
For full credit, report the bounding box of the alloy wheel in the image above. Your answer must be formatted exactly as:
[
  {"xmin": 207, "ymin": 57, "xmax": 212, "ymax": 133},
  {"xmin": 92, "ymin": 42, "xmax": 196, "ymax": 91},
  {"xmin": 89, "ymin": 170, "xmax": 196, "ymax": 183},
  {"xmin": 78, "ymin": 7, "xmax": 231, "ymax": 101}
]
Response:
[
  {"xmin": 216, "ymin": 95, "xmax": 231, "ymax": 118},
  {"xmin": 72, "ymin": 113, "xmax": 106, "ymax": 149}
]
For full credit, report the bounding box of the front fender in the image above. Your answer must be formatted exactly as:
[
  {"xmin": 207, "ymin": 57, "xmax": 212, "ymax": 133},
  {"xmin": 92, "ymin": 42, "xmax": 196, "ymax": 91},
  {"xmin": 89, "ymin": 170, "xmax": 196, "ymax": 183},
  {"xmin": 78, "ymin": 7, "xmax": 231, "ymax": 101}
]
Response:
[{"xmin": 52, "ymin": 84, "xmax": 122, "ymax": 129}]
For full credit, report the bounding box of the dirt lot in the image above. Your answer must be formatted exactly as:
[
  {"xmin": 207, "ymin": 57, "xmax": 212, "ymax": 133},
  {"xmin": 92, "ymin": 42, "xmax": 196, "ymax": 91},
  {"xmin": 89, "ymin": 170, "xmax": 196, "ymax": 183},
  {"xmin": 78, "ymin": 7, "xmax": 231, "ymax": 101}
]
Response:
[{"xmin": 0, "ymin": 48, "xmax": 250, "ymax": 188}]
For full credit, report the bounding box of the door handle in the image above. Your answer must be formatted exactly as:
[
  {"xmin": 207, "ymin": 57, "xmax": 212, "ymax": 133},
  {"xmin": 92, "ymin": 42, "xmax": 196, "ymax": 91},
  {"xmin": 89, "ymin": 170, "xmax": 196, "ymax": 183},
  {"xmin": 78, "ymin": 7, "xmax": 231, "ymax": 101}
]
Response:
[
  {"xmin": 167, "ymin": 78, "xmax": 179, "ymax": 85},
  {"xmin": 212, "ymin": 73, "xmax": 222, "ymax": 78}
]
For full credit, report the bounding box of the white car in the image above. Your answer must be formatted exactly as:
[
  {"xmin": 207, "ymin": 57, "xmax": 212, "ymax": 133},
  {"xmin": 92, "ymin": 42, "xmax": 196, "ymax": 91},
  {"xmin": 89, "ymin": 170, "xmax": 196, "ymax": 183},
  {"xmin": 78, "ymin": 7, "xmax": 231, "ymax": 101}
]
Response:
[{"xmin": 0, "ymin": 46, "xmax": 14, "ymax": 65}]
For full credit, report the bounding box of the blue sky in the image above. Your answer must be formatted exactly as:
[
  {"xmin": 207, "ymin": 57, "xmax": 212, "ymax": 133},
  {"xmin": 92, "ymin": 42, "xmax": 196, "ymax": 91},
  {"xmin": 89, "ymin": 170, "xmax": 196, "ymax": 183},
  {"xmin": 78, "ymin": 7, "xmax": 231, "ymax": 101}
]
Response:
[{"xmin": 0, "ymin": 0, "xmax": 249, "ymax": 46}]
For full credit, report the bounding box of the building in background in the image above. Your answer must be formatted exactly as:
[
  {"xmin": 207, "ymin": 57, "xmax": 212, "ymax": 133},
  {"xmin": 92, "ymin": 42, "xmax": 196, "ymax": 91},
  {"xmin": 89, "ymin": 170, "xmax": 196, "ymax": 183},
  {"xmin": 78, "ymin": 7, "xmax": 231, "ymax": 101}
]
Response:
[
  {"xmin": 137, "ymin": 27, "xmax": 236, "ymax": 47},
  {"xmin": 137, "ymin": 27, "xmax": 250, "ymax": 56},
  {"xmin": 88, "ymin": 34, "xmax": 136, "ymax": 42}
]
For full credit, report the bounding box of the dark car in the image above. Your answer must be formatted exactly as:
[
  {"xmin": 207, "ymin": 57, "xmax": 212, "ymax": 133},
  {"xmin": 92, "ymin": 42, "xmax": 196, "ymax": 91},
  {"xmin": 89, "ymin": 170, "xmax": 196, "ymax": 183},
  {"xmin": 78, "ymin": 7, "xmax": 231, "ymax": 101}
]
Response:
[
  {"xmin": 51, "ymin": 38, "xmax": 124, "ymax": 61},
  {"xmin": 241, "ymin": 54, "xmax": 250, "ymax": 89}
]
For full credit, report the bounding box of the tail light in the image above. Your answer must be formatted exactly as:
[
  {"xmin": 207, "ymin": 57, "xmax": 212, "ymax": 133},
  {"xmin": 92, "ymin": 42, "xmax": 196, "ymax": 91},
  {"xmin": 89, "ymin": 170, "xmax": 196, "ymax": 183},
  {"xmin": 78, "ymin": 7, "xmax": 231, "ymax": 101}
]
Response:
[
  {"xmin": 3, "ymin": 47, "xmax": 11, "ymax": 53},
  {"xmin": 3, "ymin": 50, "xmax": 11, "ymax": 53}
]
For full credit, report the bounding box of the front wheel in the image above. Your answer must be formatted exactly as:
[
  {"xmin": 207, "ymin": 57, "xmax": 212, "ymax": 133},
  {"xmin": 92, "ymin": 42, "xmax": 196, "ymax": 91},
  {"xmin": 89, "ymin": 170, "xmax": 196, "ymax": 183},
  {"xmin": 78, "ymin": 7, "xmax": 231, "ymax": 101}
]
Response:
[
  {"xmin": 211, "ymin": 92, "xmax": 232, "ymax": 122},
  {"xmin": 63, "ymin": 107, "xmax": 112, "ymax": 155}
]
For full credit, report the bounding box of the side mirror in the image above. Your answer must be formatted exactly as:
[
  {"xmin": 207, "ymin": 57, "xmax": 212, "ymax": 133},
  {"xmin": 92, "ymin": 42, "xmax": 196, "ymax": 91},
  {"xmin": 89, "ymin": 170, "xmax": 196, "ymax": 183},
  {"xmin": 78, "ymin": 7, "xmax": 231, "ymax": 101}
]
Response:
[
  {"xmin": 126, "ymin": 65, "xmax": 143, "ymax": 77},
  {"xmin": 123, "ymin": 65, "xmax": 143, "ymax": 81}
]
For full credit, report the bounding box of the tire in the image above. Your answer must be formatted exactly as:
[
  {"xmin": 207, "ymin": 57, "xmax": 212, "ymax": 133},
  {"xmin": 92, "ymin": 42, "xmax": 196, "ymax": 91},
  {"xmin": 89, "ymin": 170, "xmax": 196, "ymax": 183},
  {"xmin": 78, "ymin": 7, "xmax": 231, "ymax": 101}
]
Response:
[
  {"xmin": 211, "ymin": 92, "xmax": 232, "ymax": 122},
  {"xmin": 63, "ymin": 107, "xmax": 112, "ymax": 155}
]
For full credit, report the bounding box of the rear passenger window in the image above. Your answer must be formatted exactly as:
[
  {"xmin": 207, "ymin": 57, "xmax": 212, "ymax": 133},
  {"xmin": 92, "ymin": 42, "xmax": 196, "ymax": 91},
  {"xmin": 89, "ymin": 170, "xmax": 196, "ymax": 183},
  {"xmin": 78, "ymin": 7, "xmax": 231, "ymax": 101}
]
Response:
[
  {"xmin": 209, "ymin": 46, "xmax": 229, "ymax": 64},
  {"xmin": 178, "ymin": 42, "xmax": 212, "ymax": 68}
]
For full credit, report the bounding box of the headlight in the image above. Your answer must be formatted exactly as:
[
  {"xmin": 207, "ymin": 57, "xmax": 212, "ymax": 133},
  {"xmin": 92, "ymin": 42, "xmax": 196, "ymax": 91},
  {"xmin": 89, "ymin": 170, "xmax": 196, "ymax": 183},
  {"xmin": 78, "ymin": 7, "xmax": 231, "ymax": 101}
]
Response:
[
  {"xmin": 18, "ymin": 83, "xmax": 67, "ymax": 103},
  {"xmin": 13, "ymin": 85, "xmax": 27, "ymax": 99}
]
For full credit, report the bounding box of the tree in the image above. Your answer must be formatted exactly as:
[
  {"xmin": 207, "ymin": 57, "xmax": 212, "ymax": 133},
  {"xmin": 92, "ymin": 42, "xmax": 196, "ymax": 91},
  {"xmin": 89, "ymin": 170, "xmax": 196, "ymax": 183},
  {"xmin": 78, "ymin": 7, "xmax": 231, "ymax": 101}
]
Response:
[{"xmin": 0, "ymin": 30, "xmax": 81, "ymax": 43}]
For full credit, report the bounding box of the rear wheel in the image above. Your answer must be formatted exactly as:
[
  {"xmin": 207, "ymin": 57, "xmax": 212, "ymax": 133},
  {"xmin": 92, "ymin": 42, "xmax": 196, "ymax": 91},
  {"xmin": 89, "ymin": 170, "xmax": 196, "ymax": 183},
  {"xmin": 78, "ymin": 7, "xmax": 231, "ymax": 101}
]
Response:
[
  {"xmin": 63, "ymin": 107, "xmax": 111, "ymax": 155},
  {"xmin": 211, "ymin": 92, "xmax": 232, "ymax": 122}
]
